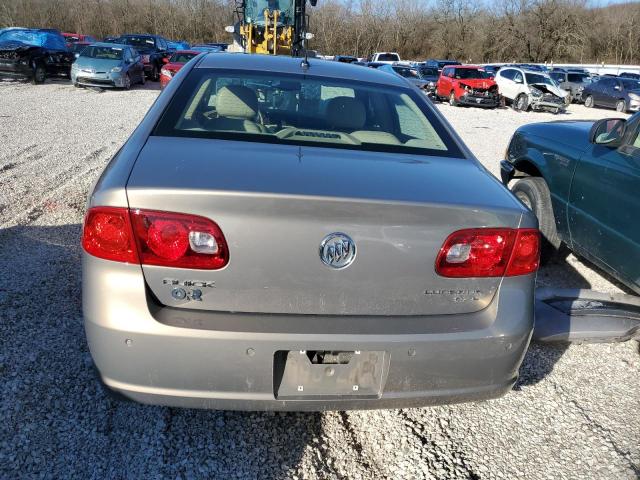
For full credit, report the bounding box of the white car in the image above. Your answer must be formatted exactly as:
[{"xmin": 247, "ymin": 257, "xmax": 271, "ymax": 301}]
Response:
[{"xmin": 495, "ymin": 67, "xmax": 569, "ymax": 113}]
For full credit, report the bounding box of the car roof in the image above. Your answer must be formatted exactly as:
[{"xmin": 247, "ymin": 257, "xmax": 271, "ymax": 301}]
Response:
[
  {"xmin": 89, "ymin": 42, "xmax": 129, "ymax": 48},
  {"xmin": 196, "ymin": 53, "xmax": 408, "ymax": 87},
  {"xmin": 444, "ymin": 65, "xmax": 481, "ymax": 69}
]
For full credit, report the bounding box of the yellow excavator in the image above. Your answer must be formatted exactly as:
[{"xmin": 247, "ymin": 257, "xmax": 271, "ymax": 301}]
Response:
[{"xmin": 227, "ymin": 0, "xmax": 317, "ymax": 56}]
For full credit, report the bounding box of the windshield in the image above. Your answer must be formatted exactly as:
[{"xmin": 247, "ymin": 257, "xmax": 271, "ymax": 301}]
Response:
[
  {"xmin": 622, "ymin": 79, "xmax": 640, "ymax": 90},
  {"xmin": 121, "ymin": 36, "xmax": 156, "ymax": 49},
  {"xmin": 170, "ymin": 52, "xmax": 198, "ymax": 63},
  {"xmin": 245, "ymin": 0, "xmax": 295, "ymax": 25},
  {"xmin": 525, "ymin": 73, "xmax": 554, "ymax": 86},
  {"xmin": 393, "ymin": 67, "xmax": 421, "ymax": 79},
  {"xmin": 154, "ymin": 70, "xmax": 462, "ymax": 157},
  {"xmin": 454, "ymin": 68, "xmax": 491, "ymax": 79},
  {"xmin": 80, "ymin": 45, "xmax": 124, "ymax": 60}
]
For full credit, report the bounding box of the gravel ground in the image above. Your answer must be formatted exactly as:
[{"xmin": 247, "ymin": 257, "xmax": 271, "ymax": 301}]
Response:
[{"xmin": 0, "ymin": 79, "xmax": 638, "ymax": 479}]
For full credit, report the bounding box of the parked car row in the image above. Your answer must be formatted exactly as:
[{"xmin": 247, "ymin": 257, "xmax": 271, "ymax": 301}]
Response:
[{"xmin": 0, "ymin": 27, "xmax": 228, "ymax": 89}]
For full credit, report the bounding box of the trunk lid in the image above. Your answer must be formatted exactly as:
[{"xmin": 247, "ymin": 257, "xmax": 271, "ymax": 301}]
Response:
[{"xmin": 126, "ymin": 137, "xmax": 524, "ymax": 316}]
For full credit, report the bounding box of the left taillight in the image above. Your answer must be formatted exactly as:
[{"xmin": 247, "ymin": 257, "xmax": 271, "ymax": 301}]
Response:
[
  {"xmin": 82, "ymin": 207, "xmax": 229, "ymax": 270},
  {"xmin": 82, "ymin": 207, "xmax": 138, "ymax": 263}
]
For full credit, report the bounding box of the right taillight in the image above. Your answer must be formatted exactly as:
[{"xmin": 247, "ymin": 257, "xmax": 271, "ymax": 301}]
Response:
[
  {"xmin": 436, "ymin": 228, "xmax": 539, "ymax": 278},
  {"xmin": 82, "ymin": 207, "xmax": 229, "ymax": 270}
]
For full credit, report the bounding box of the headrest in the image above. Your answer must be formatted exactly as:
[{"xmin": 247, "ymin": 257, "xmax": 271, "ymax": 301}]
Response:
[
  {"xmin": 326, "ymin": 97, "xmax": 366, "ymax": 130},
  {"xmin": 216, "ymin": 85, "xmax": 258, "ymax": 119}
]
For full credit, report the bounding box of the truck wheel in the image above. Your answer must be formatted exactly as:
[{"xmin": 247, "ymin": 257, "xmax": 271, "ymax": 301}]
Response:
[
  {"xmin": 449, "ymin": 91, "xmax": 458, "ymax": 106},
  {"xmin": 584, "ymin": 95, "xmax": 594, "ymax": 108},
  {"xmin": 32, "ymin": 64, "xmax": 46, "ymax": 84},
  {"xmin": 616, "ymin": 100, "xmax": 627, "ymax": 113},
  {"xmin": 514, "ymin": 94, "xmax": 528, "ymax": 111},
  {"xmin": 511, "ymin": 177, "xmax": 561, "ymax": 263}
]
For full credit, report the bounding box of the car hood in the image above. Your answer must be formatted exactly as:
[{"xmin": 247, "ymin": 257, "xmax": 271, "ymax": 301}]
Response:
[
  {"xmin": 517, "ymin": 120, "xmax": 593, "ymax": 150},
  {"xmin": 74, "ymin": 57, "xmax": 122, "ymax": 71},
  {"xmin": 457, "ymin": 78, "xmax": 497, "ymax": 90},
  {"xmin": 407, "ymin": 78, "xmax": 428, "ymax": 87},
  {"xmin": 0, "ymin": 40, "xmax": 39, "ymax": 53},
  {"xmin": 530, "ymin": 82, "xmax": 567, "ymax": 98}
]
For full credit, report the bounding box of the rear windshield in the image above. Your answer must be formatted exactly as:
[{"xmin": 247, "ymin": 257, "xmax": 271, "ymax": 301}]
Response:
[
  {"xmin": 154, "ymin": 69, "xmax": 462, "ymax": 157},
  {"xmin": 377, "ymin": 53, "xmax": 400, "ymax": 62},
  {"xmin": 418, "ymin": 67, "xmax": 438, "ymax": 77},
  {"xmin": 170, "ymin": 52, "xmax": 198, "ymax": 63},
  {"xmin": 80, "ymin": 46, "xmax": 124, "ymax": 60}
]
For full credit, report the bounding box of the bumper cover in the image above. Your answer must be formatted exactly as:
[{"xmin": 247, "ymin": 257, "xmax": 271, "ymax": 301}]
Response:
[
  {"xmin": 457, "ymin": 93, "xmax": 500, "ymax": 108},
  {"xmin": 83, "ymin": 255, "xmax": 534, "ymax": 411},
  {"xmin": 73, "ymin": 71, "xmax": 126, "ymax": 88}
]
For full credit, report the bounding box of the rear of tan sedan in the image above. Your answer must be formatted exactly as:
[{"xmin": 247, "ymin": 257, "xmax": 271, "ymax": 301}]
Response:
[{"xmin": 82, "ymin": 54, "xmax": 538, "ymax": 411}]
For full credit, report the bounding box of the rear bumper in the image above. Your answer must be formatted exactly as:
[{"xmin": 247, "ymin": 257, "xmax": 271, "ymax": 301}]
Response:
[{"xmin": 83, "ymin": 255, "xmax": 534, "ymax": 411}]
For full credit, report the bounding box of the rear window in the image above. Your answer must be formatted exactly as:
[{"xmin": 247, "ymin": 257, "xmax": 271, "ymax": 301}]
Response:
[
  {"xmin": 453, "ymin": 68, "xmax": 491, "ymax": 79},
  {"xmin": 376, "ymin": 53, "xmax": 400, "ymax": 62},
  {"xmin": 154, "ymin": 69, "xmax": 462, "ymax": 157}
]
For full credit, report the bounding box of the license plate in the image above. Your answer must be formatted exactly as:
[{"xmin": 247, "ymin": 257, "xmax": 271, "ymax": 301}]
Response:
[{"xmin": 274, "ymin": 350, "xmax": 388, "ymax": 399}]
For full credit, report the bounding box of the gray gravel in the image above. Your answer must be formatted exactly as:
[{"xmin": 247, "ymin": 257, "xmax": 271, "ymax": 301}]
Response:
[{"xmin": 0, "ymin": 80, "xmax": 638, "ymax": 479}]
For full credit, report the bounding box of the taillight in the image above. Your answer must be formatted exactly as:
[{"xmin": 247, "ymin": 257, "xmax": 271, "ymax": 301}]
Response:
[
  {"xmin": 160, "ymin": 68, "xmax": 172, "ymax": 78},
  {"xmin": 436, "ymin": 228, "xmax": 539, "ymax": 278},
  {"xmin": 82, "ymin": 207, "xmax": 229, "ymax": 270},
  {"xmin": 130, "ymin": 209, "xmax": 228, "ymax": 269},
  {"xmin": 82, "ymin": 207, "xmax": 138, "ymax": 263}
]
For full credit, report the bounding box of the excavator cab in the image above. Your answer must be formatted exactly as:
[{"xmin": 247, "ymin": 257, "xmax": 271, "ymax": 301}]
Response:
[{"xmin": 229, "ymin": 0, "xmax": 317, "ymax": 56}]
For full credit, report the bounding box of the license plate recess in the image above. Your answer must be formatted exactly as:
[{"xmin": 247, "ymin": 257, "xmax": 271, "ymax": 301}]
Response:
[{"xmin": 274, "ymin": 350, "xmax": 388, "ymax": 400}]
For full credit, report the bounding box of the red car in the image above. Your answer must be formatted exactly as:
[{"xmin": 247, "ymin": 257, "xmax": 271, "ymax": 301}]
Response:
[
  {"xmin": 160, "ymin": 50, "xmax": 200, "ymax": 89},
  {"xmin": 62, "ymin": 33, "xmax": 97, "ymax": 49},
  {"xmin": 436, "ymin": 65, "xmax": 500, "ymax": 108}
]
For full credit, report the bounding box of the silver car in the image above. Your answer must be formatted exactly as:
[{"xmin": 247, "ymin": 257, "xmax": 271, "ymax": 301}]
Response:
[
  {"xmin": 71, "ymin": 43, "xmax": 145, "ymax": 89},
  {"xmin": 82, "ymin": 54, "xmax": 539, "ymax": 411}
]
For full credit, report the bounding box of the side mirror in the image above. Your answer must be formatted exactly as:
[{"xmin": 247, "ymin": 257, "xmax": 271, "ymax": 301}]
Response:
[
  {"xmin": 613, "ymin": 85, "xmax": 621, "ymax": 91},
  {"xmin": 589, "ymin": 118, "xmax": 626, "ymax": 147},
  {"xmin": 515, "ymin": 77, "xmax": 523, "ymax": 84}
]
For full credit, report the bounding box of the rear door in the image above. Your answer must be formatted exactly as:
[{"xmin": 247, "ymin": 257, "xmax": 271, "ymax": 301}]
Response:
[{"xmin": 568, "ymin": 121, "xmax": 640, "ymax": 290}]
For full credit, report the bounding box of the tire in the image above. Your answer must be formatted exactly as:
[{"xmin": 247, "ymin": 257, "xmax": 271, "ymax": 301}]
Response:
[
  {"xmin": 511, "ymin": 177, "xmax": 561, "ymax": 263},
  {"xmin": 123, "ymin": 73, "xmax": 131, "ymax": 90},
  {"xmin": 32, "ymin": 64, "xmax": 46, "ymax": 84},
  {"xmin": 140, "ymin": 71, "xmax": 146, "ymax": 85},
  {"xmin": 514, "ymin": 94, "xmax": 528, "ymax": 111},
  {"xmin": 449, "ymin": 91, "xmax": 458, "ymax": 106},
  {"xmin": 150, "ymin": 64, "xmax": 159, "ymax": 81},
  {"xmin": 584, "ymin": 95, "xmax": 594, "ymax": 108},
  {"xmin": 616, "ymin": 100, "xmax": 626, "ymax": 113}
]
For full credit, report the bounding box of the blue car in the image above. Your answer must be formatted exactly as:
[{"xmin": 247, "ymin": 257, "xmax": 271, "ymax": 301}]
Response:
[
  {"xmin": 71, "ymin": 43, "xmax": 145, "ymax": 89},
  {"xmin": 167, "ymin": 40, "xmax": 190, "ymax": 51}
]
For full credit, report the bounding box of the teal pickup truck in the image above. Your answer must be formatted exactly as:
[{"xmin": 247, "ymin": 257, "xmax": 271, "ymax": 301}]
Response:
[{"xmin": 501, "ymin": 113, "xmax": 640, "ymax": 294}]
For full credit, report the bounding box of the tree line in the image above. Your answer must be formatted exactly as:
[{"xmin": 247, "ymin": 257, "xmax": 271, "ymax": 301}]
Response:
[{"xmin": 1, "ymin": 0, "xmax": 639, "ymax": 64}]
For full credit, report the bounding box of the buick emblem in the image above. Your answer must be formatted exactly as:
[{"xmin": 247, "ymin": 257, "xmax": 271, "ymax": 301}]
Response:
[{"xmin": 319, "ymin": 233, "xmax": 356, "ymax": 269}]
